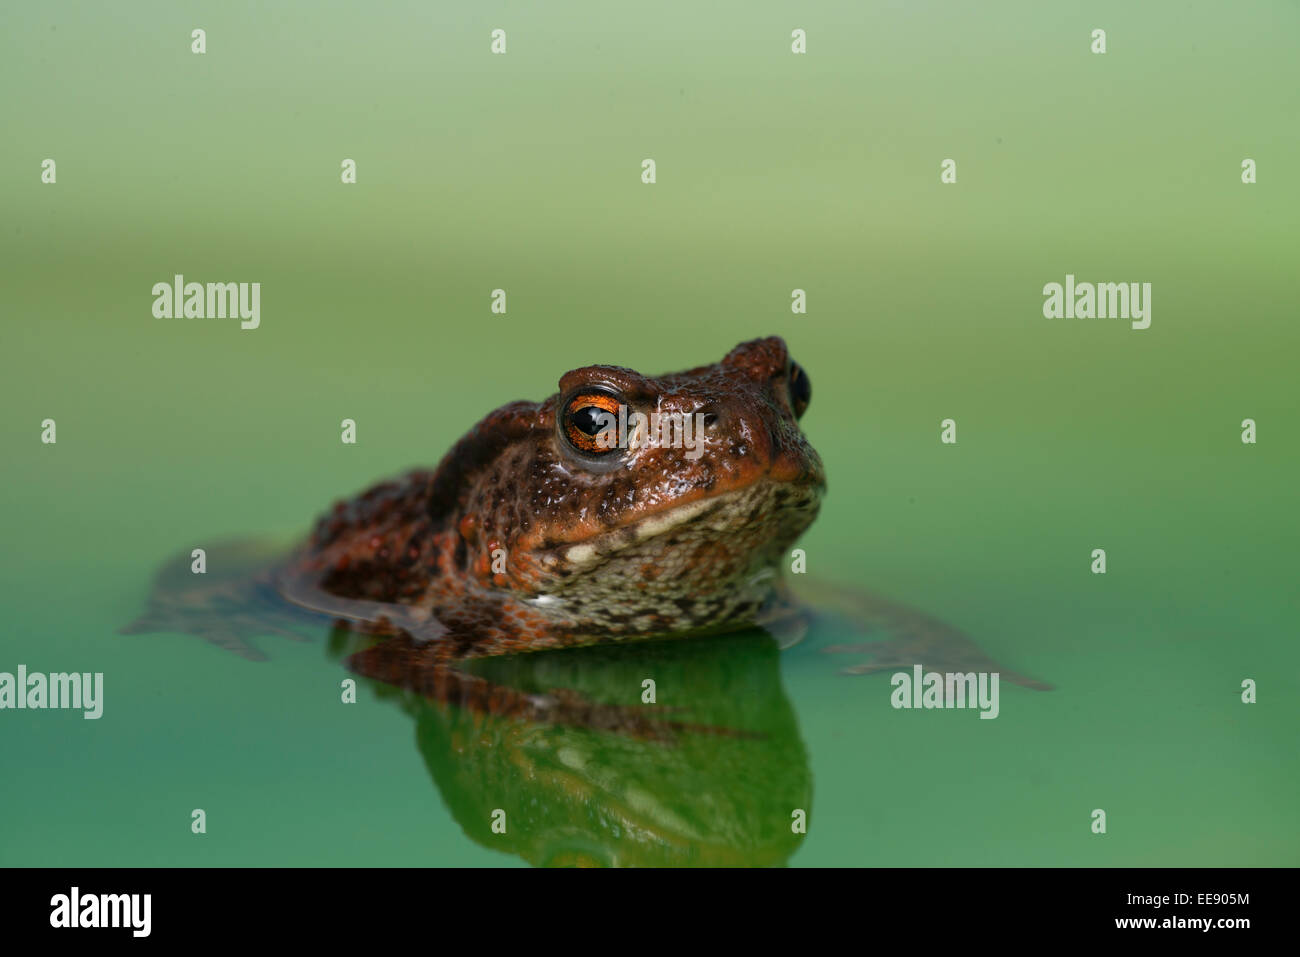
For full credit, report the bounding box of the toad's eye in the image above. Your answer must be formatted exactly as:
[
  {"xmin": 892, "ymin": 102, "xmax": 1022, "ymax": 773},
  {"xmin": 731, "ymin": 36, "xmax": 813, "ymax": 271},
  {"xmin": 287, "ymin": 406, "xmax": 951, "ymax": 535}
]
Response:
[
  {"xmin": 788, "ymin": 361, "xmax": 811, "ymax": 418},
  {"xmin": 562, "ymin": 392, "xmax": 622, "ymax": 455}
]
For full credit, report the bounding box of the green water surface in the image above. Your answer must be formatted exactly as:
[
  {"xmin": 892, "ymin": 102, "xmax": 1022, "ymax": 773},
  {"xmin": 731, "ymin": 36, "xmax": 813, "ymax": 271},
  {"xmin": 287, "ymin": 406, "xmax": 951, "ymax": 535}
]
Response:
[{"xmin": 2, "ymin": 0, "xmax": 1297, "ymax": 866}]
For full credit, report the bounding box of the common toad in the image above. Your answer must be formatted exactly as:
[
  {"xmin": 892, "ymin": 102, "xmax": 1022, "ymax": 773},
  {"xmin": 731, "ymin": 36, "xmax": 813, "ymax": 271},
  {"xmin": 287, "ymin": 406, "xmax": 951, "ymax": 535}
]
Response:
[{"xmin": 125, "ymin": 336, "xmax": 1048, "ymax": 732}]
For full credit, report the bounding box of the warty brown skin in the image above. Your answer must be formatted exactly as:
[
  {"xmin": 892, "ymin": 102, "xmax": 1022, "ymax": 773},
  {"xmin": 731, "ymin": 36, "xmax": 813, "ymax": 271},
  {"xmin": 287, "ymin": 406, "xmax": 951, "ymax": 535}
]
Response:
[{"xmin": 277, "ymin": 336, "xmax": 825, "ymax": 659}]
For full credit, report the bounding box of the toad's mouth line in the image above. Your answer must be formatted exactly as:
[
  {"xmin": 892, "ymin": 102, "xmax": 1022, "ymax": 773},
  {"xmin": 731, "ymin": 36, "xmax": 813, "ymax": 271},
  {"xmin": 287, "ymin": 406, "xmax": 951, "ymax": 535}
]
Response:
[
  {"xmin": 549, "ymin": 495, "xmax": 726, "ymax": 571},
  {"xmin": 541, "ymin": 480, "xmax": 821, "ymax": 572}
]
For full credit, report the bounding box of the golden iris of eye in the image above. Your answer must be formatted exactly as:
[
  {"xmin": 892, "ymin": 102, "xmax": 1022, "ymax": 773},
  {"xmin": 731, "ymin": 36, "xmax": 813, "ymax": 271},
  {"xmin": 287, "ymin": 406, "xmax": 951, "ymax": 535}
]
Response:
[{"xmin": 563, "ymin": 393, "xmax": 621, "ymax": 454}]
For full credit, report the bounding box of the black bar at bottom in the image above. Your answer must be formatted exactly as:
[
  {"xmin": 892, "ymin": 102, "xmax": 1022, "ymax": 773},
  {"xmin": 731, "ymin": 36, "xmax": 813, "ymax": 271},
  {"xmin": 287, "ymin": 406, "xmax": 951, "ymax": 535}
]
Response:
[{"xmin": 0, "ymin": 867, "xmax": 1276, "ymax": 942}]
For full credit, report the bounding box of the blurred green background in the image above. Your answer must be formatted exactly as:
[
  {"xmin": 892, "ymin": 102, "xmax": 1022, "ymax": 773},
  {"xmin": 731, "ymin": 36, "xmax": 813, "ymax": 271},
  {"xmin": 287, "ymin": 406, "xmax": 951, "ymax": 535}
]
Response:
[{"xmin": 2, "ymin": 0, "xmax": 1297, "ymax": 865}]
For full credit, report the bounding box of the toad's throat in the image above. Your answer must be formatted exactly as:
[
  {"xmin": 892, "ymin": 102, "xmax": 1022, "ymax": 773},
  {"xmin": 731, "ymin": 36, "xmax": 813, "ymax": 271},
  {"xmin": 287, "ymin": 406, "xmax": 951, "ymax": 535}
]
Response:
[{"xmin": 517, "ymin": 481, "xmax": 820, "ymax": 636}]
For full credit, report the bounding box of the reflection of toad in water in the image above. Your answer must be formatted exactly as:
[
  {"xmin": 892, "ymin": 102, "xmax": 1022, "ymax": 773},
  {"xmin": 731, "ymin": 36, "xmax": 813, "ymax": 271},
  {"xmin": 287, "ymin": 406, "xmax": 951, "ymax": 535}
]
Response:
[{"xmin": 332, "ymin": 625, "xmax": 812, "ymax": 868}]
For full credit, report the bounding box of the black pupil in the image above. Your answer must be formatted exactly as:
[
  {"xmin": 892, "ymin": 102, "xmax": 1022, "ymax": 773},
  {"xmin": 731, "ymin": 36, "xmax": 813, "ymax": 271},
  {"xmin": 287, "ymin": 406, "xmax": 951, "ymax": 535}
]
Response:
[
  {"xmin": 571, "ymin": 405, "xmax": 607, "ymax": 436},
  {"xmin": 790, "ymin": 363, "xmax": 811, "ymax": 408}
]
